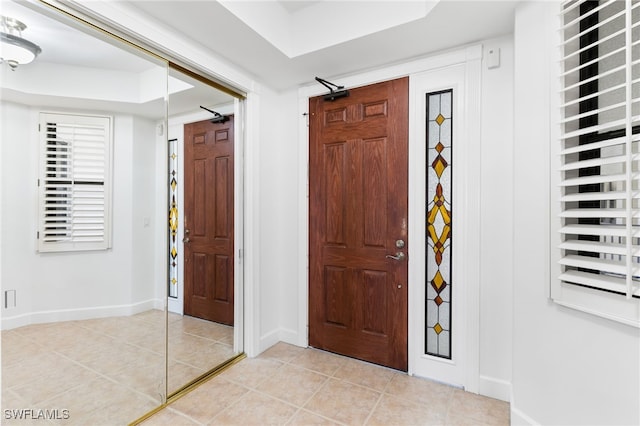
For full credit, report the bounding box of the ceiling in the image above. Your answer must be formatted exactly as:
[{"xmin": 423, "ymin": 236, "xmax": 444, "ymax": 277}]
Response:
[
  {"xmin": 277, "ymin": 0, "xmax": 323, "ymax": 14},
  {"xmin": 0, "ymin": 0, "xmax": 234, "ymax": 119},
  {"xmin": 122, "ymin": 0, "xmax": 520, "ymax": 91},
  {"xmin": 0, "ymin": 0, "xmax": 519, "ymax": 112}
]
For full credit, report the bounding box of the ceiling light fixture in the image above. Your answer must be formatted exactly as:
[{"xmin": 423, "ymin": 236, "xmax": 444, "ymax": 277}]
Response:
[{"xmin": 0, "ymin": 15, "xmax": 42, "ymax": 71}]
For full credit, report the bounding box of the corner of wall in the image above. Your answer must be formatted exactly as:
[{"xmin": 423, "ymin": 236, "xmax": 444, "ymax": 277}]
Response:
[
  {"xmin": 510, "ymin": 401, "xmax": 540, "ymax": 426},
  {"xmin": 478, "ymin": 375, "xmax": 511, "ymax": 403}
]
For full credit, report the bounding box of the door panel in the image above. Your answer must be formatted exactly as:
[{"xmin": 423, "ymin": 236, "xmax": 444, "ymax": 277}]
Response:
[
  {"xmin": 309, "ymin": 77, "xmax": 409, "ymax": 371},
  {"xmin": 184, "ymin": 116, "xmax": 234, "ymax": 325},
  {"xmin": 363, "ymin": 138, "xmax": 387, "ymax": 247}
]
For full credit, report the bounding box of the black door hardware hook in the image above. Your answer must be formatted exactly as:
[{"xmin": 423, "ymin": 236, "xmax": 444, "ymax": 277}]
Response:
[
  {"xmin": 200, "ymin": 106, "xmax": 229, "ymax": 123},
  {"xmin": 315, "ymin": 77, "xmax": 350, "ymax": 101}
]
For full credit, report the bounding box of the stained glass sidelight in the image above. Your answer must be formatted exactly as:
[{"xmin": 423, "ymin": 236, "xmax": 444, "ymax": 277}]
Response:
[
  {"xmin": 425, "ymin": 90, "xmax": 452, "ymax": 359},
  {"xmin": 168, "ymin": 138, "xmax": 179, "ymax": 299}
]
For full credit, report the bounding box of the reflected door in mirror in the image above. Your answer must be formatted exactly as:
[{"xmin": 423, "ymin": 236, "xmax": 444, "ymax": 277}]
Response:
[{"xmin": 183, "ymin": 117, "xmax": 234, "ymax": 325}]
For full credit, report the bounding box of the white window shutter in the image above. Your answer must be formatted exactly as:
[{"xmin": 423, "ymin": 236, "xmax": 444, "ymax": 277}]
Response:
[
  {"xmin": 38, "ymin": 113, "xmax": 112, "ymax": 252},
  {"xmin": 553, "ymin": 0, "xmax": 640, "ymax": 326}
]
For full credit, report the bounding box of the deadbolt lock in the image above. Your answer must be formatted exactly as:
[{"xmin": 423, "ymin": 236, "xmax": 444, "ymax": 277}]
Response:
[{"xmin": 395, "ymin": 239, "xmax": 405, "ymax": 249}]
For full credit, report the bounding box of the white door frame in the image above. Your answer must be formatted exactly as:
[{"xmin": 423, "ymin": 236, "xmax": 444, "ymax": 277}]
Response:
[
  {"xmin": 167, "ymin": 101, "xmax": 244, "ymax": 354},
  {"xmin": 408, "ymin": 63, "xmax": 480, "ymax": 389},
  {"xmin": 296, "ymin": 45, "xmax": 481, "ymax": 392}
]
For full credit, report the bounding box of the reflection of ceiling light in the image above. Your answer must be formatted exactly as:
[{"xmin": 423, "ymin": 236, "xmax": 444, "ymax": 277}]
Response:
[{"xmin": 0, "ymin": 16, "xmax": 42, "ymax": 71}]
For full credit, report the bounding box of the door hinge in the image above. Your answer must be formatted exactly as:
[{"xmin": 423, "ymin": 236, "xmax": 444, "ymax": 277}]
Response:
[
  {"xmin": 238, "ymin": 249, "xmax": 243, "ymax": 263},
  {"xmin": 37, "ymin": 178, "xmax": 40, "ymax": 187},
  {"xmin": 37, "ymin": 231, "xmax": 39, "ymax": 240}
]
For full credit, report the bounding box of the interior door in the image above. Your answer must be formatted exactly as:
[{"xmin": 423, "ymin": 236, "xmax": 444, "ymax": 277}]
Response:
[
  {"xmin": 183, "ymin": 116, "xmax": 234, "ymax": 325},
  {"xmin": 309, "ymin": 77, "xmax": 409, "ymax": 371}
]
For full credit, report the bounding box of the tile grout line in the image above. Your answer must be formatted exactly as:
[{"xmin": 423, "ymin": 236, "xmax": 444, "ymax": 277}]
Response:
[
  {"xmin": 230, "ymin": 349, "xmax": 349, "ymax": 425},
  {"xmin": 362, "ymin": 390, "xmax": 384, "ymax": 426},
  {"xmin": 203, "ymin": 381, "xmax": 257, "ymax": 425},
  {"xmin": 280, "ymin": 370, "xmax": 348, "ymax": 426},
  {"xmin": 163, "ymin": 406, "xmax": 206, "ymax": 426},
  {"xmin": 9, "ymin": 318, "xmax": 182, "ymax": 409},
  {"xmin": 2, "ymin": 314, "xmax": 238, "ymax": 424},
  {"xmin": 48, "ymin": 347, "xmax": 165, "ymax": 406},
  {"xmin": 362, "ymin": 371, "xmax": 399, "ymax": 426}
]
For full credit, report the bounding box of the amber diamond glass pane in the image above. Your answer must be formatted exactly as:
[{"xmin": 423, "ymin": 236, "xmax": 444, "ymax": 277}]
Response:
[
  {"xmin": 431, "ymin": 155, "xmax": 448, "ymax": 178},
  {"xmin": 425, "ymin": 90, "xmax": 453, "ymax": 359}
]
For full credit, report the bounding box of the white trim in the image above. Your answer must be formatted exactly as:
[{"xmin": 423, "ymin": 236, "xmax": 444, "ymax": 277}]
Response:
[
  {"xmin": 1, "ymin": 298, "xmax": 163, "ymax": 330},
  {"xmin": 278, "ymin": 327, "xmax": 299, "ymax": 346},
  {"xmin": 554, "ymin": 283, "xmax": 640, "ymax": 328},
  {"xmin": 243, "ymin": 90, "xmax": 261, "ymax": 357},
  {"xmin": 296, "ymin": 92, "xmax": 310, "ymax": 349},
  {"xmin": 233, "ymin": 98, "xmax": 245, "ymax": 355},
  {"xmin": 297, "ymin": 45, "xmax": 482, "ymax": 389},
  {"xmin": 464, "ymin": 49, "xmax": 482, "ymax": 394},
  {"xmin": 510, "ymin": 398, "xmax": 542, "ymax": 426},
  {"xmin": 478, "ymin": 375, "xmax": 511, "ymax": 402},
  {"xmin": 510, "ymin": 407, "xmax": 541, "ymax": 426},
  {"xmin": 259, "ymin": 328, "xmax": 281, "ymax": 352}
]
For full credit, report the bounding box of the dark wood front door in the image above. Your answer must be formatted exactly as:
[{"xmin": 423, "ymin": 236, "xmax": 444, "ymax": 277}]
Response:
[
  {"xmin": 309, "ymin": 77, "xmax": 409, "ymax": 371},
  {"xmin": 183, "ymin": 116, "xmax": 234, "ymax": 325}
]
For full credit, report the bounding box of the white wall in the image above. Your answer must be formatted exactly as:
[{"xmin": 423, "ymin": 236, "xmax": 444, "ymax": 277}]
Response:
[
  {"xmin": 131, "ymin": 117, "xmax": 159, "ymax": 304},
  {"xmin": 0, "ymin": 102, "xmax": 161, "ymax": 328},
  {"xmin": 263, "ymin": 88, "xmax": 300, "ymax": 347},
  {"xmin": 479, "ymin": 35, "xmax": 514, "ymax": 400},
  {"xmin": 254, "ymin": 87, "xmax": 300, "ymax": 349},
  {"xmin": 0, "ymin": 102, "xmax": 35, "ymax": 322},
  {"xmin": 512, "ymin": 2, "xmax": 640, "ymax": 425}
]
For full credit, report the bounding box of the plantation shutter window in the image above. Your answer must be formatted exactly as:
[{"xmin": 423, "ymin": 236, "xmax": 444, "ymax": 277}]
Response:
[
  {"xmin": 553, "ymin": 0, "xmax": 640, "ymax": 326},
  {"xmin": 38, "ymin": 113, "xmax": 113, "ymax": 252}
]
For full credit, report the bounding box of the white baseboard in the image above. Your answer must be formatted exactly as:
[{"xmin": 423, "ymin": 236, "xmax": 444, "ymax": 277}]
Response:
[
  {"xmin": 254, "ymin": 327, "xmax": 307, "ymax": 357},
  {"xmin": 153, "ymin": 298, "xmax": 165, "ymax": 311},
  {"xmin": 478, "ymin": 374, "xmax": 511, "ymax": 402},
  {"xmin": 278, "ymin": 327, "xmax": 303, "ymax": 347},
  {"xmin": 510, "ymin": 390, "xmax": 541, "ymax": 426},
  {"xmin": 1, "ymin": 299, "xmax": 163, "ymax": 330},
  {"xmin": 167, "ymin": 297, "xmax": 182, "ymax": 315},
  {"xmin": 257, "ymin": 328, "xmax": 281, "ymax": 355},
  {"xmin": 510, "ymin": 404, "xmax": 540, "ymax": 426}
]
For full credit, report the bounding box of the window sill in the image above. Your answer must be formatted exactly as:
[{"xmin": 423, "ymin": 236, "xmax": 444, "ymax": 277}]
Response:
[{"xmin": 551, "ymin": 282, "xmax": 640, "ymax": 328}]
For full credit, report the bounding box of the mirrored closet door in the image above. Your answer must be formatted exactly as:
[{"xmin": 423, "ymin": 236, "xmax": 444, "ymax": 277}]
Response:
[{"xmin": 0, "ymin": 1, "xmax": 243, "ymax": 423}]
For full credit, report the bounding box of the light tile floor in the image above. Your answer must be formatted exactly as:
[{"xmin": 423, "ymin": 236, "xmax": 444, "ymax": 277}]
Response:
[
  {"xmin": 142, "ymin": 342, "xmax": 510, "ymax": 426},
  {"xmin": 1, "ymin": 311, "xmax": 234, "ymax": 425}
]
